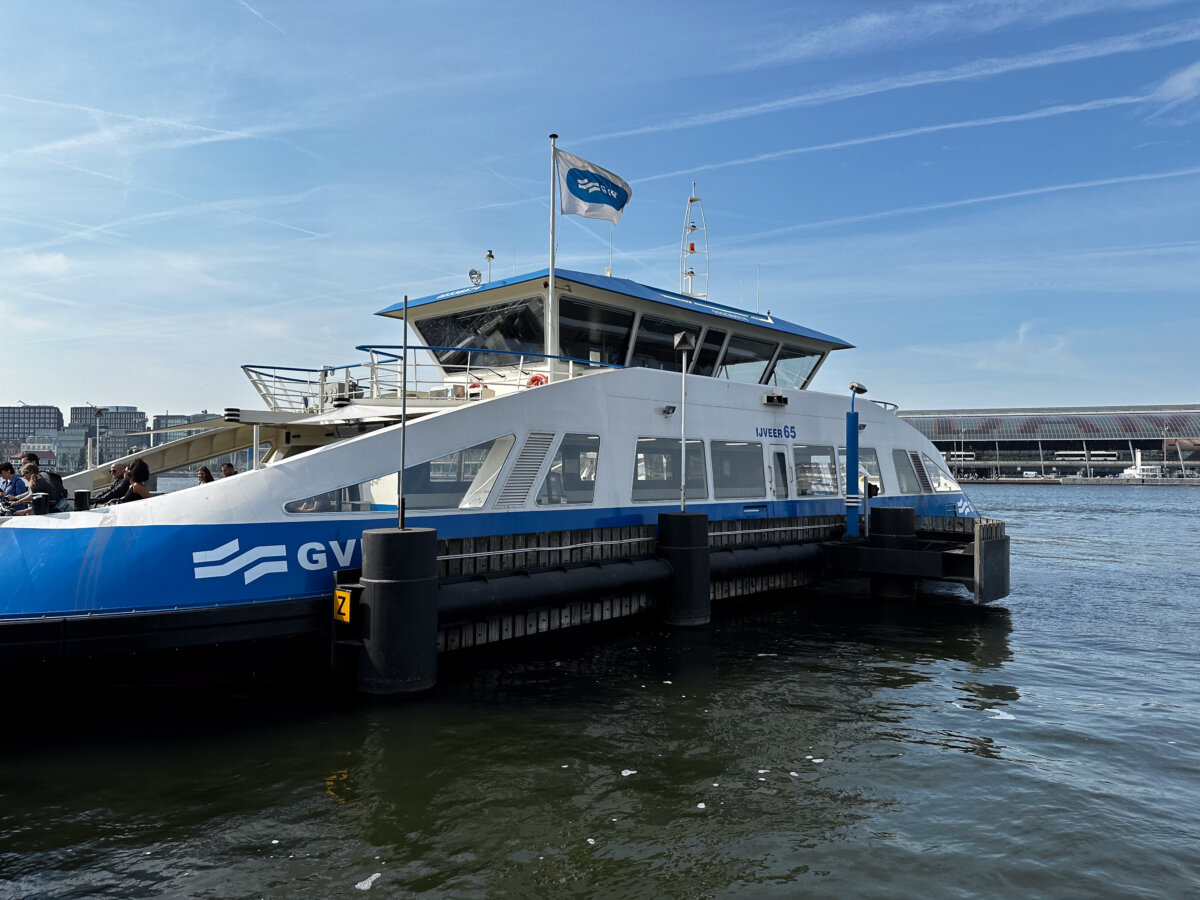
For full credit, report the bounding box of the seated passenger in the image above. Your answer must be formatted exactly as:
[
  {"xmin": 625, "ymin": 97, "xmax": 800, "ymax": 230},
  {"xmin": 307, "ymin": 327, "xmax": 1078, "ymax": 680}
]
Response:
[
  {"xmin": 46, "ymin": 472, "xmax": 71, "ymax": 511},
  {"xmin": 0, "ymin": 462, "xmax": 27, "ymax": 513},
  {"xmin": 92, "ymin": 463, "xmax": 130, "ymax": 504},
  {"xmin": 10, "ymin": 463, "xmax": 53, "ymax": 514},
  {"xmin": 115, "ymin": 457, "xmax": 151, "ymax": 503},
  {"xmin": 197, "ymin": 466, "xmax": 214, "ymax": 484},
  {"xmin": 221, "ymin": 462, "xmax": 237, "ymax": 477}
]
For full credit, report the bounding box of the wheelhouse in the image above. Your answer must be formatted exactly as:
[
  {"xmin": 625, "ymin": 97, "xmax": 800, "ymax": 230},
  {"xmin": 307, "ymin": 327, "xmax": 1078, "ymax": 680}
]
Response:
[{"xmin": 377, "ymin": 269, "xmax": 853, "ymax": 392}]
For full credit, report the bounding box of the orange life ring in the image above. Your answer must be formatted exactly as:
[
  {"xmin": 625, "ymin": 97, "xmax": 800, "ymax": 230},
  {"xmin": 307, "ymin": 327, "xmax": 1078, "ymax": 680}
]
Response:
[{"xmin": 527, "ymin": 374, "xmax": 548, "ymax": 388}]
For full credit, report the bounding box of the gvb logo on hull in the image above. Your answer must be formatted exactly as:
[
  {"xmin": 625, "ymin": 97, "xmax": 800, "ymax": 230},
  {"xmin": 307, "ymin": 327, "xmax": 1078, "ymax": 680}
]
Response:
[{"xmin": 192, "ymin": 538, "xmax": 359, "ymax": 585}]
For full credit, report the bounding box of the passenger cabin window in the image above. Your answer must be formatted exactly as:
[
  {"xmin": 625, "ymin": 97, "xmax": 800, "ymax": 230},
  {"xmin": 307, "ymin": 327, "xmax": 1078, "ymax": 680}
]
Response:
[
  {"xmin": 414, "ymin": 297, "xmax": 544, "ymax": 369},
  {"xmin": 771, "ymin": 346, "xmax": 823, "ymax": 390},
  {"xmin": 718, "ymin": 335, "xmax": 778, "ymax": 384},
  {"xmin": 632, "ymin": 438, "xmax": 707, "ymax": 501},
  {"xmin": 284, "ymin": 436, "xmax": 515, "ymax": 514},
  {"xmin": 921, "ymin": 453, "xmax": 962, "ymax": 493},
  {"xmin": 691, "ymin": 329, "xmax": 727, "ymax": 376},
  {"xmin": 558, "ymin": 298, "xmax": 633, "ymax": 365},
  {"xmin": 892, "ymin": 448, "xmax": 923, "ymax": 494},
  {"xmin": 629, "ymin": 315, "xmax": 697, "ymax": 370},
  {"xmin": 837, "ymin": 447, "xmax": 884, "ymax": 495},
  {"xmin": 537, "ymin": 434, "xmax": 600, "ymax": 505},
  {"xmin": 711, "ymin": 441, "xmax": 766, "ymax": 499},
  {"xmin": 794, "ymin": 445, "xmax": 839, "ymax": 496}
]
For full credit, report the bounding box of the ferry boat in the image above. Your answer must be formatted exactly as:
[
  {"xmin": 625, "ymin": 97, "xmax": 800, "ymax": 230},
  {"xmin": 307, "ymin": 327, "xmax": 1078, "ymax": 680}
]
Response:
[{"xmin": 0, "ymin": 265, "xmax": 991, "ymax": 662}]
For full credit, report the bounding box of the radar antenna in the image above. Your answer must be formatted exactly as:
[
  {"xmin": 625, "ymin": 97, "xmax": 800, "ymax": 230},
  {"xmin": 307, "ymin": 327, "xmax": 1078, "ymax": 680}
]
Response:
[{"xmin": 679, "ymin": 182, "xmax": 708, "ymax": 298}]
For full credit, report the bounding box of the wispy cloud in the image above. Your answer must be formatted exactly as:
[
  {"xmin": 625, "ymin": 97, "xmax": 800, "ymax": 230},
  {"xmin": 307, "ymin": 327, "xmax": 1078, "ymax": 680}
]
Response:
[
  {"xmin": 911, "ymin": 321, "xmax": 1084, "ymax": 379},
  {"xmin": 745, "ymin": 0, "xmax": 1182, "ymax": 68},
  {"xmin": 1146, "ymin": 58, "xmax": 1200, "ymax": 120},
  {"xmin": 582, "ymin": 18, "xmax": 1200, "ymax": 143},
  {"xmin": 727, "ymin": 165, "xmax": 1200, "ymax": 243},
  {"xmin": 234, "ymin": 0, "xmax": 287, "ymax": 35},
  {"xmin": 637, "ymin": 95, "xmax": 1144, "ymax": 184}
]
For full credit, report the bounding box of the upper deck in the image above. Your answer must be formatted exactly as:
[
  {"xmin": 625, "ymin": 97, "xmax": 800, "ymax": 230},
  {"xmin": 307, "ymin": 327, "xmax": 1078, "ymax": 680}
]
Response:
[{"xmin": 377, "ymin": 268, "xmax": 852, "ymax": 391}]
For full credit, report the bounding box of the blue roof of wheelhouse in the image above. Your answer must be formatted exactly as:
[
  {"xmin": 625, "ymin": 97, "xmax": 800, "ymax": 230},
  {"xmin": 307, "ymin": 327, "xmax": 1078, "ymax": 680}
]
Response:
[{"xmin": 377, "ymin": 268, "xmax": 854, "ymax": 350}]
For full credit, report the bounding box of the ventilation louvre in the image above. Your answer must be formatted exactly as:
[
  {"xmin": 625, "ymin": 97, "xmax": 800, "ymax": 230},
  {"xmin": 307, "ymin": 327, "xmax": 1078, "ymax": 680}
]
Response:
[{"xmin": 495, "ymin": 432, "xmax": 556, "ymax": 507}]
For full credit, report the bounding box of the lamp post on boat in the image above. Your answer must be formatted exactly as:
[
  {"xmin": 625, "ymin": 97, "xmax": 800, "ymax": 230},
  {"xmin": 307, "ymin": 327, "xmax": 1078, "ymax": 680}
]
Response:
[
  {"xmin": 845, "ymin": 382, "xmax": 868, "ymax": 538},
  {"xmin": 674, "ymin": 331, "xmax": 697, "ymax": 512}
]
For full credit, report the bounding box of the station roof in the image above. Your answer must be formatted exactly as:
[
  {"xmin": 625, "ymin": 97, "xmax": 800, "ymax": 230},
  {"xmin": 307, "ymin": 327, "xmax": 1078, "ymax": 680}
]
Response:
[{"xmin": 898, "ymin": 404, "xmax": 1200, "ymax": 441}]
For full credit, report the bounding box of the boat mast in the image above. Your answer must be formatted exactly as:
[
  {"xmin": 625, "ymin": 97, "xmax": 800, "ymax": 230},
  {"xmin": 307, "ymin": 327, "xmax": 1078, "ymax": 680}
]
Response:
[{"xmin": 680, "ymin": 182, "xmax": 709, "ymax": 298}]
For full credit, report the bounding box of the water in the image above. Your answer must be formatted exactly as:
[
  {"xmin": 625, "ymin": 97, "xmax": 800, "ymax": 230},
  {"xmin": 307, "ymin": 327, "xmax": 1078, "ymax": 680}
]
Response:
[{"xmin": 2, "ymin": 486, "xmax": 1198, "ymax": 898}]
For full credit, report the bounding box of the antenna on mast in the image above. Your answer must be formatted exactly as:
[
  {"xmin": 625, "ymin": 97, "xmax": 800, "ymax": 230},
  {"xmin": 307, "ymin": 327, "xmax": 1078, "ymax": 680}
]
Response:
[{"xmin": 680, "ymin": 182, "xmax": 709, "ymax": 298}]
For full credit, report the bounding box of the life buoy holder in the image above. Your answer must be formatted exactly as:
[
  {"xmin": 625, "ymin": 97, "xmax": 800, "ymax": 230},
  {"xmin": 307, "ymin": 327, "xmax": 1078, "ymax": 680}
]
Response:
[
  {"xmin": 468, "ymin": 381, "xmax": 485, "ymax": 391},
  {"xmin": 527, "ymin": 374, "xmax": 548, "ymax": 388}
]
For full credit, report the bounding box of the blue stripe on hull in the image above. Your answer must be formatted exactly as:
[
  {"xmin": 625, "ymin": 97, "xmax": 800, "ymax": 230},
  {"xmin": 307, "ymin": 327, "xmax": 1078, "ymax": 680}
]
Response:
[{"xmin": 0, "ymin": 493, "xmax": 976, "ymax": 619}]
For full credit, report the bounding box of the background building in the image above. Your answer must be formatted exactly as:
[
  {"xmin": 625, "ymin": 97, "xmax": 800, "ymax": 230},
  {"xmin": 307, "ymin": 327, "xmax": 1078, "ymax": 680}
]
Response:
[{"xmin": 898, "ymin": 404, "xmax": 1200, "ymax": 478}]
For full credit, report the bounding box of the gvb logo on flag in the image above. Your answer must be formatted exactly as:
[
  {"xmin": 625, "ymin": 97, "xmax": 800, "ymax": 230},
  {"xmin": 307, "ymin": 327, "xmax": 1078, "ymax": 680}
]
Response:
[{"xmin": 555, "ymin": 149, "xmax": 632, "ymax": 224}]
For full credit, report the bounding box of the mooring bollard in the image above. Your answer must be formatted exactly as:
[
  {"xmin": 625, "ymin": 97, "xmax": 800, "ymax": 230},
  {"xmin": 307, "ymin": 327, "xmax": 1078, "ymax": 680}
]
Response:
[
  {"xmin": 657, "ymin": 512, "xmax": 711, "ymax": 626},
  {"xmin": 74, "ymin": 490, "xmax": 90, "ymax": 511},
  {"xmin": 357, "ymin": 527, "xmax": 439, "ymax": 695},
  {"xmin": 869, "ymin": 506, "xmax": 917, "ymax": 601}
]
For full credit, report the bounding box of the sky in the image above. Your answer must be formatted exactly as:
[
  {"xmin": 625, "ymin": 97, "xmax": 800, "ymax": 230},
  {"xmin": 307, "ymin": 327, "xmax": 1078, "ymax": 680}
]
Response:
[{"xmin": 2, "ymin": 0, "xmax": 1198, "ymax": 417}]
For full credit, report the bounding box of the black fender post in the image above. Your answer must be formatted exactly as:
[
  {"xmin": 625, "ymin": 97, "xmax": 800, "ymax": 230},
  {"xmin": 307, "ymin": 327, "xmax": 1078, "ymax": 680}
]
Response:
[
  {"xmin": 657, "ymin": 512, "xmax": 711, "ymax": 626},
  {"xmin": 357, "ymin": 527, "xmax": 439, "ymax": 695},
  {"xmin": 869, "ymin": 507, "xmax": 917, "ymax": 601}
]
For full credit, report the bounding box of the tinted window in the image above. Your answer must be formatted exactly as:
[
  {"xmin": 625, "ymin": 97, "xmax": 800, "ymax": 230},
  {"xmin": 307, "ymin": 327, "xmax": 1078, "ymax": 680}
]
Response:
[
  {"xmin": 632, "ymin": 438, "xmax": 707, "ymax": 501},
  {"xmin": 794, "ymin": 444, "xmax": 839, "ymax": 496},
  {"xmin": 691, "ymin": 329, "xmax": 727, "ymax": 376},
  {"xmin": 629, "ymin": 315, "xmax": 698, "ymax": 370},
  {"xmin": 284, "ymin": 436, "xmax": 515, "ymax": 514},
  {"xmin": 892, "ymin": 448, "xmax": 923, "ymax": 494},
  {"xmin": 537, "ymin": 434, "xmax": 600, "ymax": 505},
  {"xmin": 558, "ymin": 298, "xmax": 633, "ymax": 365},
  {"xmin": 837, "ymin": 447, "xmax": 884, "ymax": 495},
  {"xmin": 771, "ymin": 346, "xmax": 823, "ymax": 389},
  {"xmin": 415, "ymin": 297, "xmax": 544, "ymax": 368},
  {"xmin": 921, "ymin": 453, "xmax": 962, "ymax": 493},
  {"xmin": 718, "ymin": 335, "xmax": 778, "ymax": 384},
  {"xmin": 711, "ymin": 441, "xmax": 766, "ymax": 499}
]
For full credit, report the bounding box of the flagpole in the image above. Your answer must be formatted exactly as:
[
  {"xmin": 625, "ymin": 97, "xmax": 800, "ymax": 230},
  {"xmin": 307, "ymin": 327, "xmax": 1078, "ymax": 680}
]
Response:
[{"xmin": 547, "ymin": 133, "xmax": 557, "ymax": 363}]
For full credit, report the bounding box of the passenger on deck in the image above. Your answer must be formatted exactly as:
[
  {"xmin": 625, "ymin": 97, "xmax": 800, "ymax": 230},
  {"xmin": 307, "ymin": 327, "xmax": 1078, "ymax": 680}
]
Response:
[
  {"xmin": 47, "ymin": 472, "xmax": 71, "ymax": 511},
  {"xmin": 10, "ymin": 463, "xmax": 53, "ymax": 514},
  {"xmin": 221, "ymin": 463, "xmax": 237, "ymax": 477},
  {"xmin": 0, "ymin": 462, "xmax": 27, "ymax": 513},
  {"xmin": 92, "ymin": 463, "xmax": 129, "ymax": 504},
  {"xmin": 197, "ymin": 466, "xmax": 214, "ymax": 484},
  {"xmin": 115, "ymin": 458, "xmax": 151, "ymax": 503}
]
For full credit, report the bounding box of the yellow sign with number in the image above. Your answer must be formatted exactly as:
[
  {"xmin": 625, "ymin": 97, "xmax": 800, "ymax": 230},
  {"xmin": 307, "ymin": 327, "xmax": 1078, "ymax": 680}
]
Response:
[{"xmin": 333, "ymin": 589, "xmax": 351, "ymax": 623}]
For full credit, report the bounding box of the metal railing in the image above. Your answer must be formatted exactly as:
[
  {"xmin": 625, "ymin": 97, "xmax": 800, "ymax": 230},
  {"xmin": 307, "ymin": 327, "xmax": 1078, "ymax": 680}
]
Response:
[{"xmin": 242, "ymin": 345, "xmax": 624, "ymax": 413}]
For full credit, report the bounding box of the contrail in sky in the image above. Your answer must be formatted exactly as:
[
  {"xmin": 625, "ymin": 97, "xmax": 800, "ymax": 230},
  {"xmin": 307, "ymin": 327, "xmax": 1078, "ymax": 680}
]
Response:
[
  {"xmin": 580, "ymin": 18, "xmax": 1200, "ymax": 143},
  {"xmin": 636, "ymin": 95, "xmax": 1147, "ymax": 183}
]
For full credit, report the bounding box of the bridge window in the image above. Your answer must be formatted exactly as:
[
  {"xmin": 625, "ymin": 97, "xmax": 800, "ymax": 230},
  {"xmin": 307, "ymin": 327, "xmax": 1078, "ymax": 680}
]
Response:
[
  {"xmin": 794, "ymin": 444, "xmax": 839, "ymax": 496},
  {"xmin": 691, "ymin": 328, "xmax": 727, "ymax": 376},
  {"xmin": 921, "ymin": 452, "xmax": 962, "ymax": 493},
  {"xmin": 771, "ymin": 346, "xmax": 823, "ymax": 390},
  {"xmin": 558, "ymin": 298, "xmax": 633, "ymax": 365},
  {"xmin": 837, "ymin": 447, "xmax": 884, "ymax": 495},
  {"xmin": 632, "ymin": 437, "xmax": 707, "ymax": 501},
  {"xmin": 712, "ymin": 440, "xmax": 766, "ymax": 499},
  {"xmin": 892, "ymin": 448, "xmax": 923, "ymax": 494},
  {"xmin": 629, "ymin": 315, "xmax": 698, "ymax": 370},
  {"xmin": 537, "ymin": 433, "xmax": 600, "ymax": 505},
  {"xmin": 283, "ymin": 435, "xmax": 515, "ymax": 514},
  {"xmin": 415, "ymin": 297, "xmax": 544, "ymax": 369},
  {"xmin": 717, "ymin": 335, "xmax": 778, "ymax": 384}
]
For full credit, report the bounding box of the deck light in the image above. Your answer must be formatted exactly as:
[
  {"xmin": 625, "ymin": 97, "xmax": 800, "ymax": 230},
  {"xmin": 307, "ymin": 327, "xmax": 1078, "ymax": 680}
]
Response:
[
  {"xmin": 468, "ymin": 268, "xmax": 482, "ymax": 286},
  {"xmin": 660, "ymin": 405, "xmax": 677, "ymax": 416}
]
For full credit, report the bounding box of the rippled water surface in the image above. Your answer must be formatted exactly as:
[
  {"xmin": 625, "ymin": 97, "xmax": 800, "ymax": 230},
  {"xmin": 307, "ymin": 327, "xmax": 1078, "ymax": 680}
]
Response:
[{"xmin": 2, "ymin": 486, "xmax": 1198, "ymax": 898}]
